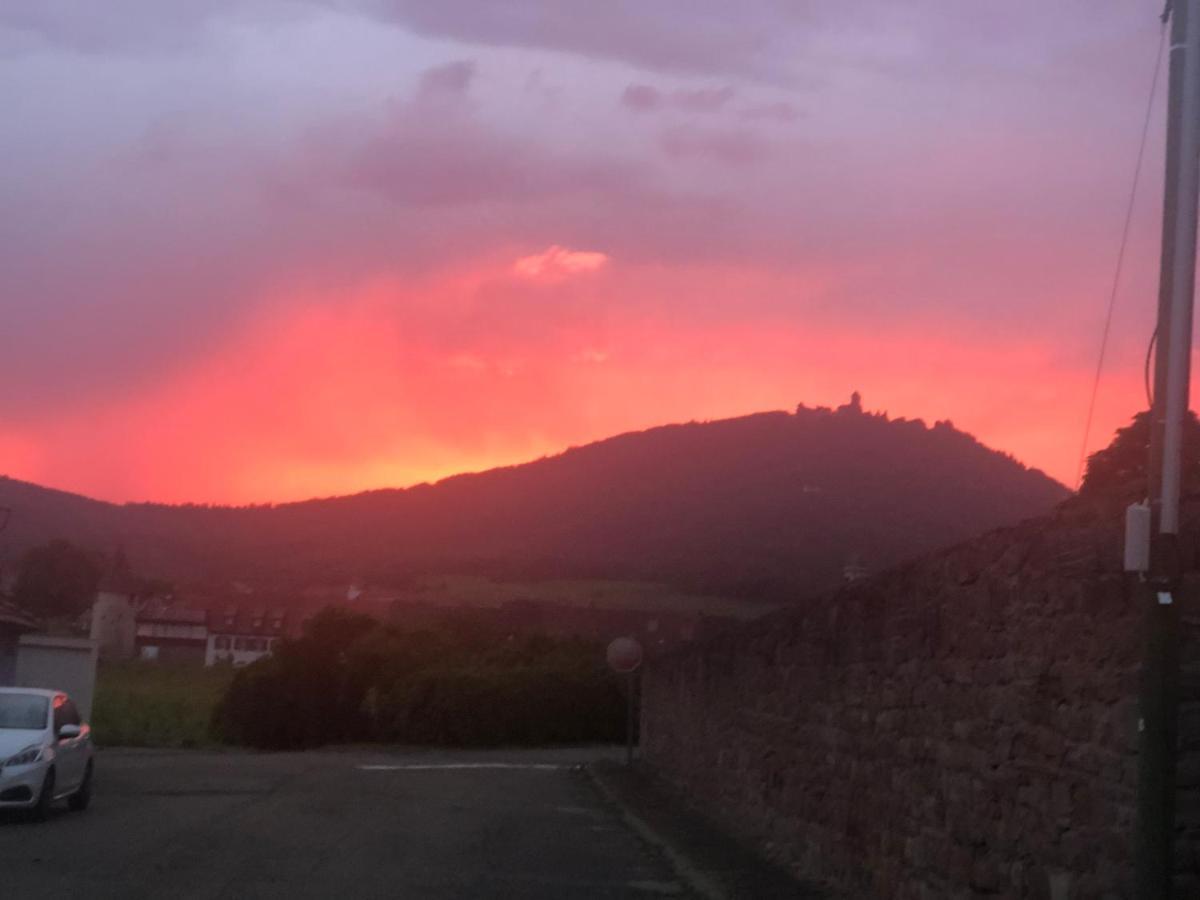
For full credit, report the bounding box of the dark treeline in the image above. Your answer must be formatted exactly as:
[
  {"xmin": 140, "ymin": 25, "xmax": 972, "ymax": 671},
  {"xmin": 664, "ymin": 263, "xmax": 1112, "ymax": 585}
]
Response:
[
  {"xmin": 11, "ymin": 538, "xmax": 101, "ymax": 619},
  {"xmin": 1079, "ymin": 409, "xmax": 1200, "ymax": 501},
  {"xmin": 8, "ymin": 541, "xmax": 172, "ymax": 621},
  {"xmin": 213, "ymin": 608, "xmax": 627, "ymax": 749},
  {"xmin": 0, "ymin": 403, "xmax": 1068, "ymax": 603}
]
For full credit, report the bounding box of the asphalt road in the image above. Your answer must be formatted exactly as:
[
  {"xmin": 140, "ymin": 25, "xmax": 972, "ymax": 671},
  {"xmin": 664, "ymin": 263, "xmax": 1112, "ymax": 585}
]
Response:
[{"xmin": 0, "ymin": 747, "xmax": 690, "ymax": 899}]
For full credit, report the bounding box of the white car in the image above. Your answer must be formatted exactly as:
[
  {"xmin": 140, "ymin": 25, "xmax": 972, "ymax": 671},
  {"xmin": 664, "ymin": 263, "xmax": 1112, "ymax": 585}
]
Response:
[{"xmin": 0, "ymin": 688, "xmax": 94, "ymax": 819}]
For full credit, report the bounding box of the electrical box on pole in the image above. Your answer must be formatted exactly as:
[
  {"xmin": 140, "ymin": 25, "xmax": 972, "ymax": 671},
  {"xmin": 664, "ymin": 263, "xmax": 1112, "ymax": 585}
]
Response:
[{"xmin": 1126, "ymin": 502, "xmax": 1152, "ymax": 574}]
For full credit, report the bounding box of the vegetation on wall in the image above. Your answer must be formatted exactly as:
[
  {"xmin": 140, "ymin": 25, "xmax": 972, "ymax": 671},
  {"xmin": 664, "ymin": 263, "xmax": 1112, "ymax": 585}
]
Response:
[{"xmin": 1080, "ymin": 409, "xmax": 1200, "ymax": 500}]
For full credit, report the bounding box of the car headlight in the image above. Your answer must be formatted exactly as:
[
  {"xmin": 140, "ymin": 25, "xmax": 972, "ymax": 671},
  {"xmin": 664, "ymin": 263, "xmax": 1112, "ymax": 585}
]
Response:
[{"xmin": 3, "ymin": 745, "xmax": 47, "ymax": 768}]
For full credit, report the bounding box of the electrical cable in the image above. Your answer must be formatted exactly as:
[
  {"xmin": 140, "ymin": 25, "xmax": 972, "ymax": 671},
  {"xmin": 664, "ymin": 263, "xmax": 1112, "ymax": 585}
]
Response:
[
  {"xmin": 1146, "ymin": 325, "xmax": 1159, "ymax": 408},
  {"xmin": 1074, "ymin": 18, "xmax": 1168, "ymax": 491}
]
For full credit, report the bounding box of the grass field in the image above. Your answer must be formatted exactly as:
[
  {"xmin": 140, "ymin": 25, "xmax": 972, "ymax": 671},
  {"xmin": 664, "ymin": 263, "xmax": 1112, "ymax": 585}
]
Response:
[{"xmin": 91, "ymin": 661, "xmax": 236, "ymax": 748}]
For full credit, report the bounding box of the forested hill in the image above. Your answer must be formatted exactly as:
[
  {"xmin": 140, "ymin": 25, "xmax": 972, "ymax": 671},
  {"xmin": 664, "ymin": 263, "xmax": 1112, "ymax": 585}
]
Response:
[{"xmin": 0, "ymin": 402, "xmax": 1069, "ymax": 601}]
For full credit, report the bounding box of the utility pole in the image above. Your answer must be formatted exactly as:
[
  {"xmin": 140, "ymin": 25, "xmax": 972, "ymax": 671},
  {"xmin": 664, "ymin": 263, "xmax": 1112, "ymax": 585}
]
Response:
[{"xmin": 1137, "ymin": 0, "xmax": 1200, "ymax": 895}]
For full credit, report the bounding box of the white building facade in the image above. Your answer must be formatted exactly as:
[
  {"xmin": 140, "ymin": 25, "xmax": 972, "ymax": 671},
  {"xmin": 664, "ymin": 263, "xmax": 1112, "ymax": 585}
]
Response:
[{"xmin": 204, "ymin": 608, "xmax": 287, "ymax": 667}]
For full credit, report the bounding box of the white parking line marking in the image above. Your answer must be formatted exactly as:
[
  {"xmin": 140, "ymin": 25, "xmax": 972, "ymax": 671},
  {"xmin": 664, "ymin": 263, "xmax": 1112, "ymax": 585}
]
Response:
[{"xmin": 356, "ymin": 763, "xmax": 567, "ymax": 772}]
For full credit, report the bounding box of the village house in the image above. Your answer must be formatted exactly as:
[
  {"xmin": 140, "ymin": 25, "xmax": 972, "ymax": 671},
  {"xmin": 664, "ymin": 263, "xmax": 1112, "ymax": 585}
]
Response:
[
  {"xmin": 205, "ymin": 606, "xmax": 288, "ymax": 667},
  {"xmin": 135, "ymin": 603, "xmax": 208, "ymax": 664},
  {"xmin": 90, "ymin": 586, "xmax": 296, "ymax": 668}
]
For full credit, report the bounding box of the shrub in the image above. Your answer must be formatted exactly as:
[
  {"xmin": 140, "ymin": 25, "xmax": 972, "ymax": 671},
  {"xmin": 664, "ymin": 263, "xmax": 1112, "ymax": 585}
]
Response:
[
  {"xmin": 213, "ymin": 607, "xmax": 377, "ymax": 748},
  {"xmin": 213, "ymin": 607, "xmax": 626, "ymax": 749},
  {"xmin": 371, "ymin": 658, "xmax": 624, "ymax": 746}
]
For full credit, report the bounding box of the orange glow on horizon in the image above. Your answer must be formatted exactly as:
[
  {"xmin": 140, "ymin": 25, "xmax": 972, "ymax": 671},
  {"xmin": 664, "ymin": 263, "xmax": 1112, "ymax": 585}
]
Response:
[{"xmin": 0, "ymin": 255, "xmax": 1155, "ymax": 506}]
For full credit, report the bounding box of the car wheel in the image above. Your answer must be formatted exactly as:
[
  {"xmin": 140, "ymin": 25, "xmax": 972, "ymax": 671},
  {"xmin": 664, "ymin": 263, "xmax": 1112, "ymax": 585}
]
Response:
[
  {"xmin": 31, "ymin": 767, "xmax": 55, "ymax": 822},
  {"xmin": 68, "ymin": 762, "xmax": 93, "ymax": 812}
]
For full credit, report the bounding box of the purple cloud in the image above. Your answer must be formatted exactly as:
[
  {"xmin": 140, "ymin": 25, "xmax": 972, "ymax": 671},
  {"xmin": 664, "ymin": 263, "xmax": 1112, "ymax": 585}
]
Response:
[
  {"xmin": 417, "ymin": 60, "xmax": 476, "ymax": 98},
  {"xmin": 672, "ymin": 86, "xmax": 735, "ymax": 113},
  {"xmin": 365, "ymin": 0, "xmax": 794, "ymax": 82},
  {"xmin": 330, "ymin": 103, "xmax": 636, "ymax": 209},
  {"xmin": 0, "ymin": 0, "xmax": 298, "ymax": 53},
  {"xmin": 621, "ymin": 84, "xmax": 662, "ymax": 112},
  {"xmin": 622, "ymin": 83, "xmax": 735, "ymax": 115}
]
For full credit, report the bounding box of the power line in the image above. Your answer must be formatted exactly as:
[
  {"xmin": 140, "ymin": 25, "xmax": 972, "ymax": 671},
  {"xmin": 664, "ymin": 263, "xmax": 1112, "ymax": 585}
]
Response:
[{"xmin": 1074, "ymin": 20, "xmax": 1169, "ymax": 490}]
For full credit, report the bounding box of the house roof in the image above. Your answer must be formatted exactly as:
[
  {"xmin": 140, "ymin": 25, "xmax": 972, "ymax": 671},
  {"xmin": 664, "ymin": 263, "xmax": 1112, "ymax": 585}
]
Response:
[
  {"xmin": 0, "ymin": 595, "xmax": 40, "ymax": 633},
  {"xmin": 137, "ymin": 601, "xmax": 207, "ymax": 626},
  {"xmin": 207, "ymin": 606, "xmax": 289, "ymax": 637}
]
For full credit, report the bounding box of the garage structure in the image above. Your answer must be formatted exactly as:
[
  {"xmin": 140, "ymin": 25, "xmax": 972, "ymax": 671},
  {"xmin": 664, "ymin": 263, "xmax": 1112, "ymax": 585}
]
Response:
[
  {"xmin": 0, "ymin": 595, "xmax": 39, "ymax": 684},
  {"xmin": 1, "ymin": 594, "xmax": 98, "ymax": 719}
]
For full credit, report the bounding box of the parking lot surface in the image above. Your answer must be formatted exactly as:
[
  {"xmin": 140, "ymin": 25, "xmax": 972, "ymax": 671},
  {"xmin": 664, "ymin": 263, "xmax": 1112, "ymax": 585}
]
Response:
[{"xmin": 0, "ymin": 746, "xmax": 688, "ymax": 899}]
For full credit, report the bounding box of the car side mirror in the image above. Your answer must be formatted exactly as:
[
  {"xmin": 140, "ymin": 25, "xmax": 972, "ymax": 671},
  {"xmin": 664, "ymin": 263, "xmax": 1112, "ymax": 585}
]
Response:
[{"xmin": 58, "ymin": 724, "xmax": 81, "ymax": 740}]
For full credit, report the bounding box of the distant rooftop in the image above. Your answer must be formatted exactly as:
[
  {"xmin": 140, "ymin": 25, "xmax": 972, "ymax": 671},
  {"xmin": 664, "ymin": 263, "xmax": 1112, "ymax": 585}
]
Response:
[
  {"xmin": 137, "ymin": 601, "xmax": 207, "ymax": 626},
  {"xmin": 207, "ymin": 605, "xmax": 289, "ymax": 637}
]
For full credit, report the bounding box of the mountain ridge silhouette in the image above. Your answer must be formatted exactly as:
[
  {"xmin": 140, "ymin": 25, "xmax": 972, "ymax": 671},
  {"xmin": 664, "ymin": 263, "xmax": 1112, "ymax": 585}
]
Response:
[{"xmin": 0, "ymin": 402, "xmax": 1069, "ymax": 602}]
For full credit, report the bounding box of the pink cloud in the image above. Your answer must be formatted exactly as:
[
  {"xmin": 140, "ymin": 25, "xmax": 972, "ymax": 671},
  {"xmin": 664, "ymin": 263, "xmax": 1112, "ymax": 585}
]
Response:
[{"xmin": 513, "ymin": 245, "xmax": 610, "ymax": 279}]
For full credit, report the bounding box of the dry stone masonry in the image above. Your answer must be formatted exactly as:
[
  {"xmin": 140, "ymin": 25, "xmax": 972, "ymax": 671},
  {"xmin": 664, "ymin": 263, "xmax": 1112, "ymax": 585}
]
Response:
[{"xmin": 641, "ymin": 499, "xmax": 1200, "ymax": 898}]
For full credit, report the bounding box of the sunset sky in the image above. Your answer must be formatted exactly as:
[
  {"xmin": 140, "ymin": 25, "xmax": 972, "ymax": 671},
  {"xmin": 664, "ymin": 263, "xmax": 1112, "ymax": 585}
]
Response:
[{"xmin": 0, "ymin": 1, "xmax": 1176, "ymax": 504}]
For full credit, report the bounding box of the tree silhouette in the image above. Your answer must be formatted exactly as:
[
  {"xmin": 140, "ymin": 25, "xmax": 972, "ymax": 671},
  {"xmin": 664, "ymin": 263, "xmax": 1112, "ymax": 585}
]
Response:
[
  {"xmin": 14, "ymin": 539, "xmax": 102, "ymax": 619},
  {"xmin": 1081, "ymin": 410, "xmax": 1200, "ymax": 499}
]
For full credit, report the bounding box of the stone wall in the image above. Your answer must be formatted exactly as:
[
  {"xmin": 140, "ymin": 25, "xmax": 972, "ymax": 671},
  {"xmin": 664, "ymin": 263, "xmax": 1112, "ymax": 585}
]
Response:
[{"xmin": 641, "ymin": 501, "xmax": 1200, "ymax": 898}]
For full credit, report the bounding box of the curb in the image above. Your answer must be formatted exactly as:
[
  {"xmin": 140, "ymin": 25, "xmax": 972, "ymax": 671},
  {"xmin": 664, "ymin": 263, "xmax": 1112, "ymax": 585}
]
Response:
[{"xmin": 584, "ymin": 764, "xmax": 726, "ymax": 900}]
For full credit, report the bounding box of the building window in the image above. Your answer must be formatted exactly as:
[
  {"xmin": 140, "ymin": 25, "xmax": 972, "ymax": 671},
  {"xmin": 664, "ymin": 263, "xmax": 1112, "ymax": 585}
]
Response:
[{"xmin": 215, "ymin": 636, "xmax": 230, "ymax": 651}]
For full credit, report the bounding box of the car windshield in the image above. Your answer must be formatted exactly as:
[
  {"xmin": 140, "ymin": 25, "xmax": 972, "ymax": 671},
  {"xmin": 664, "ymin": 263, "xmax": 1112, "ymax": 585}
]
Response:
[{"xmin": 0, "ymin": 694, "xmax": 49, "ymax": 730}]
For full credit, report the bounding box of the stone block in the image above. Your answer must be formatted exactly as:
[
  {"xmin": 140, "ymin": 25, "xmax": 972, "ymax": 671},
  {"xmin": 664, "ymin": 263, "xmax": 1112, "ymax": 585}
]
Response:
[
  {"xmin": 1178, "ymin": 753, "xmax": 1200, "ymax": 789},
  {"xmin": 1177, "ymin": 788, "xmax": 1200, "ymax": 829},
  {"xmin": 1173, "ymin": 873, "xmax": 1200, "ymax": 900}
]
